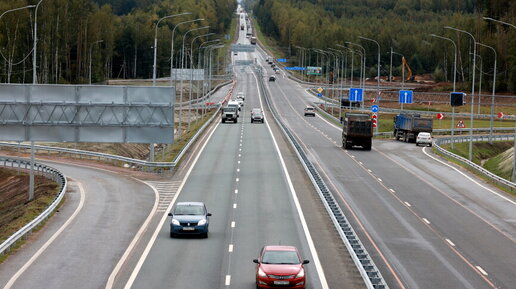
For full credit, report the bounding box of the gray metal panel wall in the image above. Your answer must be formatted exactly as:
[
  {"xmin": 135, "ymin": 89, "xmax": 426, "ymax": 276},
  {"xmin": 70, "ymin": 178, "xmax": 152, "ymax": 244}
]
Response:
[{"xmin": 0, "ymin": 84, "xmax": 175, "ymax": 143}]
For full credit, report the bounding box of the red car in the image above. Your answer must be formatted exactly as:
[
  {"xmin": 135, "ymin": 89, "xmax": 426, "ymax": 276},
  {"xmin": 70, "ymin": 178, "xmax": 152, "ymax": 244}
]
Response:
[{"xmin": 253, "ymin": 245, "xmax": 309, "ymax": 288}]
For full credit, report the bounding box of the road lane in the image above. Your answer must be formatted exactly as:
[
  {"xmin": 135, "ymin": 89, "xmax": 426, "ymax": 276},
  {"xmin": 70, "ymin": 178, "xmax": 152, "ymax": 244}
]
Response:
[
  {"xmin": 262, "ymin": 55, "xmax": 516, "ymax": 288},
  {"xmin": 0, "ymin": 163, "xmax": 155, "ymax": 289}
]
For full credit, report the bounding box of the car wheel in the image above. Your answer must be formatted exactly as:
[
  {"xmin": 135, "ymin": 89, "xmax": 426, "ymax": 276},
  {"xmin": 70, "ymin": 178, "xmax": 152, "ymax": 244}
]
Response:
[
  {"xmin": 222, "ymin": 119, "xmax": 225, "ymax": 123},
  {"xmin": 251, "ymin": 119, "xmax": 253, "ymax": 123},
  {"xmin": 235, "ymin": 118, "xmax": 238, "ymax": 123},
  {"xmin": 202, "ymin": 232, "xmax": 208, "ymax": 238},
  {"xmin": 170, "ymin": 232, "xmax": 175, "ymax": 238}
]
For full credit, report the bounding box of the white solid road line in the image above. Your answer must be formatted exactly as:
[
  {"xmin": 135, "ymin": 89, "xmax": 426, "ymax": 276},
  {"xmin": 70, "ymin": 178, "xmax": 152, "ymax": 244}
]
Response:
[
  {"xmin": 225, "ymin": 275, "xmax": 231, "ymax": 286},
  {"xmin": 253, "ymin": 71, "xmax": 330, "ymax": 289},
  {"xmin": 106, "ymin": 180, "xmax": 159, "ymax": 289},
  {"xmin": 123, "ymin": 120, "xmax": 221, "ymax": 289},
  {"xmin": 422, "ymin": 147, "xmax": 516, "ymax": 205},
  {"xmin": 4, "ymin": 180, "xmax": 86, "ymax": 289},
  {"xmin": 445, "ymin": 239, "xmax": 456, "ymax": 247},
  {"xmin": 475, "ymin": 266, "xmax": 488, "ymax": 276}
]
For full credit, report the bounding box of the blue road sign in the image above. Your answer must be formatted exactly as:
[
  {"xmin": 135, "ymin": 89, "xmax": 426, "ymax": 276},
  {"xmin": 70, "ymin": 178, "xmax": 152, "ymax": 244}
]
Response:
[
  {"xmin": 399, "ymin": 90, "xmax": 413, "ymax": 104},
  {"xmin": 277, "ymin": 58, "xmax": 287, "ymax": 63},
  {"xmin": 349, "ymin": 88, "xmax": 363, "ymax": 102},
  {"xmin": 317, "ymin": 93, "xmax": 323, "ymax": 98},
  {"xmin": 284, "ymin": 66, "xmax": 306, "ymax": 71},
  {"xmin": 371, "ymin": 105, "xmax": 379, "ymax": 113}
]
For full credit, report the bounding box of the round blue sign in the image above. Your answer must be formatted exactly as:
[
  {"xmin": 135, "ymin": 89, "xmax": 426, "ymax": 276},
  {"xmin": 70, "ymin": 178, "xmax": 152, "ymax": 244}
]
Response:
[
  {"xmin": 371, "ymin": 105, "xmax": 379, "ymax": 113},
  {"xmin": 317, "ymin": 93, "xmax": 322, "ymax": 97}
]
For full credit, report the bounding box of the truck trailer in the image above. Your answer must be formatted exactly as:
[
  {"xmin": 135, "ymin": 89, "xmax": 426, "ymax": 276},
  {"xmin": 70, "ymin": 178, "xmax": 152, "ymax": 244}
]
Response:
[
  {"xmin": 393, "ymin": 114, "xmax": 433, "ymax": 143},
  {"xmin": 342, "ymin": 112, "xmax": 373, "ymax": 150}
]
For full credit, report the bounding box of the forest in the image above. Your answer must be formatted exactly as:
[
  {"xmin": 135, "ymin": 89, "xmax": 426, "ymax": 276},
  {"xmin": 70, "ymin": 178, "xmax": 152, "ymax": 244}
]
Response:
[
  {"xmin": 0, "ymin": 0, "xmax": 236, "ymax": 84},
  {"xmin": 249, "ymin": 0, "xmax": 516, "ymax": 92}
]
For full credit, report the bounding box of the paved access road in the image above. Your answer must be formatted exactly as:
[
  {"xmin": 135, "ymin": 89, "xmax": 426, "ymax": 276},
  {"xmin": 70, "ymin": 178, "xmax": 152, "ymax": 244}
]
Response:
[
  {"xmin": 0, "ymin": 162, "xmax": 155, "ymax": 289},
  {"xmin": 260, "ymin": 48, "xmax": 516, "ymax": 289}
]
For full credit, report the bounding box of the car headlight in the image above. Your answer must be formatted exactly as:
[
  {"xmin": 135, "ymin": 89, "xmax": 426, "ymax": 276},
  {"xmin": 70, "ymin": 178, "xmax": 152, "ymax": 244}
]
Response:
[
  {"xmin": 295, "ymin": 268, "xmax": 305, "ymax": 278},
  {"xmin": 171, "ymin": 219, "xmax": 180, "ymax": 226},
  {"xmin": 198, "ymin": 219, "xmax": 207, "ymax": 226},
  {"xmin": 258, "ymin": 267, "xmax": 267, "ymax": 277}
]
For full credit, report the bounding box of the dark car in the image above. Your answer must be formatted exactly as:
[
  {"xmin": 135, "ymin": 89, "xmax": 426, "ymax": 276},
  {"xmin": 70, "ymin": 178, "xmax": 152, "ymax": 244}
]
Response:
[
  {"xmin": 253, "ymin": 245, "xmax": 309, "ymax": 288},
  {"xmin": 168, "ymin": 202, "xmax": 211, "ymax": 238},
  {"xmin": 251, "ymin": 108, "xmax": 264, "ymax": 123},
  {"xmin": 269, "ymin": 75, "xmax": 276, "ymax": 82}
]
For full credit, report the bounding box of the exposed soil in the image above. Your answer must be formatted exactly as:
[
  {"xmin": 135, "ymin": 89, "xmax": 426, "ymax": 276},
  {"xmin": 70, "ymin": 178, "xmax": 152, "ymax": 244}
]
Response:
[{"xmin": 0, "ymin": 168, "xmax": 59, "ymax": 242}]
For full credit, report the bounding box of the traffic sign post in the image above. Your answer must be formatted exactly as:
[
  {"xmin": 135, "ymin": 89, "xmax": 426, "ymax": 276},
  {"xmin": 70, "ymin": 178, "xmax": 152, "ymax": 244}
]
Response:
[
  {"xmin": 371, "ymin": 105, "xmax": 379, "ymax": 113},
  {"xmin": 399, "ymin": 90, "xmax": 413, "ymax": 111},
  {"xmin": 349, "ymin": 88, "xmax": 363, "ymax": 102}
]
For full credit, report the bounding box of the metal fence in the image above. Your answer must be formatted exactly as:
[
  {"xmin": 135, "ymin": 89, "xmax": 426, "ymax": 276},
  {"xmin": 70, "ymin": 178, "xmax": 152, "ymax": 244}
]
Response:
[
  {"xmin": 433, "ymin": 135, "xmax": 516, "ymax": 190},
  {"xmin": 0, "ymin": 157, "xmax": 67, "ymax": 256}
]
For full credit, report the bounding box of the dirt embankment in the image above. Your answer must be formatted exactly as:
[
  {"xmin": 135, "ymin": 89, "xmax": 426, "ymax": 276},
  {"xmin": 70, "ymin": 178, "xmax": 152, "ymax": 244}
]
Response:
[{"xmin": 0, "ymin": 168, "xmax": 58, "ymax": 242}]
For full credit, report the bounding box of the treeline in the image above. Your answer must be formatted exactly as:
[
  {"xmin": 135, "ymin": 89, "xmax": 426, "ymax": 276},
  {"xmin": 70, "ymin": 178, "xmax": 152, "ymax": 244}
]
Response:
[
  {"xmin": 0, "ymin": 0, "xmax": 236, "ymax": 84},
  {"xmin": 252, "ymin": 0, "xmax": 516, "ymax": 92}
]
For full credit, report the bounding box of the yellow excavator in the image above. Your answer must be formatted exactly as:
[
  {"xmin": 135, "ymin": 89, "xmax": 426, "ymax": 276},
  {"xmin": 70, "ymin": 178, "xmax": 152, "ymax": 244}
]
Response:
[{"xmin": 401, "ymin": 56, "xmax": 414, "ymax": 81}]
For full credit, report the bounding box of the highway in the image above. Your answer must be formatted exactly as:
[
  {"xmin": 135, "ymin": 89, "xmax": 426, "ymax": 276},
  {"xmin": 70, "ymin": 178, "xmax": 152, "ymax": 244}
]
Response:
[
  {"xmin": 1, "ymin": 8, "xmax": 514, "ymax": 289},
  {"xmin": 259, "ymin": 44, "xmax": 516, "ymax": 288}
]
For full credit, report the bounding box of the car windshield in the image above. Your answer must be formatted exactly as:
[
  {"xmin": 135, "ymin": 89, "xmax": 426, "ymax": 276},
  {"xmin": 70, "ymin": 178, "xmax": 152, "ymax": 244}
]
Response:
[
  {"xmin": 306, "ymin": 107, "xmax": 314, "ymax": 111},
  {"xmin": 224, "ymin": 107, "xmax": 236, "ymax": 112},
  {"xmin": 252, "ymin": 109, "xmax": 261, "ymax": 113},
  {"xmin": 262, "ymin": 250, "xmax": 300, "ymax": 265},
  {"xmin": 174, "ymin": 205, "xmax": 205, "ymax": 215}
]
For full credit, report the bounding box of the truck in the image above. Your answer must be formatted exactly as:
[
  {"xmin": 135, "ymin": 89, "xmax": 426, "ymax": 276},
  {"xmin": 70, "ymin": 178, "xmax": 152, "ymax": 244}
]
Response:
[
  {"xmin": 222, "ymin": 106, "xmax": 238, "ymax": 123},
  {"xmin": 342, "ymin": 112, "xmax": 373, "ymax": 150},
  {"xmin": 240, "ymin": 24, "xmax": 244, "ymax": 30},
  {"xmin": 250, "ymin": 37, "xmax": 257, "ymax": 45},
  {"xmin": 393, "ymin": 114, "xmax": 433, "ymax": 142}
]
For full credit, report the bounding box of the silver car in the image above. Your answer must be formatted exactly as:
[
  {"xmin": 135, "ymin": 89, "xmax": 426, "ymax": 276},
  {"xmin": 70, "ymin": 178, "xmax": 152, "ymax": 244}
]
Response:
[{"xmin": 416, "ymin": 132, "xmax": 432, "ymax": 147}]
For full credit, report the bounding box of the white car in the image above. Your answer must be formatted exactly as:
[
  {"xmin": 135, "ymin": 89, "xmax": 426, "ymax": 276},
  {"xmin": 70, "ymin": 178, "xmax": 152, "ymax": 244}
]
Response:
[
  {"xmin": 236, "ymin": 92, "xmax": 245, "ymax": 101},
  {"xmin": 416, "ymin": 132, "xmax": 432, "ymax": 147},
  {"xmin": 227, "ymin": 100, "xmax": 241, "ymax": 115}
]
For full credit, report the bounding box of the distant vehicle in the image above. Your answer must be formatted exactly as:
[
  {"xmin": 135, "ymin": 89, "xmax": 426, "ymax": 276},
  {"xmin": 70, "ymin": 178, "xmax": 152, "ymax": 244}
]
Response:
[
  {"xmin": 342, "ymin": 112, "xmax": 373, "ymax": 150},
  {"xmin": 416, "ymin": 132, "xmax": 432, "ymax": 147},
  {"xmin": 253, "ymin": 245, "xmax": 309, "ymax": 289},
  {"xmin": 250, "ymin": 36, "xmax": 257, "ymax": 45},
  {"xmin": 168, "ymin": 202, "xmax": 211, "ymax": 238},
  {"xmin": 241, "ymin": 24, "xmax": 244, "ymax": 30},
  {"xmin": 228, "ymin": 100, "xmax": 241, "ymax": 112},
  {"xmin": 251, "ymin": 108, "xmax": 264, "ymax": 123},
  {"xmin": 304, "ymin": 106, "xmax": 315, "ymax": 117},
  {"xmin": 236, "ymin": 97, "xmax": 244, "ymax": 107},
  {"xmin": 269, "ymin": 75, "xmax": 276, "ymax": 82},
  {"xmin": 394, "ymin": 114, "xmax": 433, "ymax": 143},
  {"xmin": 222, "ymin": 106, "xmax": 238, "ymax": 123},
  {"xmin": 236, "ymin": 92, "xmax": 245, "ymax": 100}
]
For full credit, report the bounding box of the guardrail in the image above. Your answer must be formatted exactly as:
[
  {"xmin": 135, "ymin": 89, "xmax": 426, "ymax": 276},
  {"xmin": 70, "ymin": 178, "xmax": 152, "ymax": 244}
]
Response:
[
  {"xmin": 433, "ymin": 134, "xmax": 516, "ymax": 190},
  {"xmin": 0, "ymin": 157, "xmax": 67, "ymax": 256},
  {"xmin": 256, "ymin": 65, "xmax": 388, "ymax": 289}
]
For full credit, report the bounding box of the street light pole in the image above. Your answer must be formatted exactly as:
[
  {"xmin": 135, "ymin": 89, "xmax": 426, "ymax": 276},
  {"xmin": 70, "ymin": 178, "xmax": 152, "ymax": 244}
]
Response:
[
  {"xmin": 483, "ymin": 17, "xmax": 516, "ymax": 29},
  {"xmin": 170, "ymin": 17, "xmax": 201, "ymax": 86},
  {"xmin": 345, "ymin": 42, "xmax": 366, "ymax": 90},
  {"xmin": 89, "ymin": 40, "xmax": 103, "ymax": 84},
  {"xmin": 152, "ymin": 13, "xmax": 191, "ymax": 86},
  {"xmin": 359, "ymin": 36, "xmax": 381, "ymax": 134},
  {"xmin": 445, "ymin": 26, "xmax": 476, "ymax": 161},
  {"xmin": 188, "ymin": 32, "xmax": 213, "ymax": 130},
  {"xmin": 178, "ymin": 26, "xmax": 209, "ymax": 134},
  {"xmin": 476, "ymin": 42, "xmax": 497, "ymax": 143},
  {"xmin": 1, "ymin": 4, "xmax": 37, "ymax": 201},
  {"xmin": 430, "ymin": 33, "xmax": 458, "ymax": 147}
]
